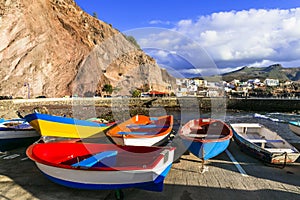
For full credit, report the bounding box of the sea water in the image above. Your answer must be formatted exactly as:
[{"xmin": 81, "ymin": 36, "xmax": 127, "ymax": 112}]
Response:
[{"xmin": 163, "ymin": 109, "xmax": 300, "ymax": 144}]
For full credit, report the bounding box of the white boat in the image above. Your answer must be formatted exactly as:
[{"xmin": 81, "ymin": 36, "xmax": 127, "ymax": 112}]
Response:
[
  {"xmin": 231, "ymin": 123, "xmax": 300, "ymax": 164},
  {"xmin": 0, "ymin": 119, "xmax": 39, "ymax": 151},
  {"xmin": 289, "ymin": 121, "xmax": 300, "ymax": 137}
]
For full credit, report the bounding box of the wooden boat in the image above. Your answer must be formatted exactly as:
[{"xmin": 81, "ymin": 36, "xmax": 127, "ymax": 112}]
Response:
[
  {"xmin": 231, "ymin": 123, "xmax": 300, "ymax": 164},
  {"xmin": 0, "ymin": 119, "xmax": 39, "ymax": 151},
  {"xmin": 289, "ymin": 121, "xmax": 300, "ymax": 137},
  {"xmin": 179, "ymin": 118, "xmax": 233, "ymax": 161},
  {"xmin": 106, "ymin": 115, "xmax": 173, "ymax": 146},
  {"xmin": 26, "ymin": 142, "xmax": 175, "ymax": 191},
  {"xmin": 24, "ymin": 113, "xmax": 116, "ymax": 139}
]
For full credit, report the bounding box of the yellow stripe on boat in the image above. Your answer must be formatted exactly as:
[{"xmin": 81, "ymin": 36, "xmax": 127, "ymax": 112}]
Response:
[
  {"xmin": 24, "ymin": 113, "xmax": 113, "ymax": 139},
  {"xmin": 30, "ymin": 119, "xmax": 109, "ymax": 138}
]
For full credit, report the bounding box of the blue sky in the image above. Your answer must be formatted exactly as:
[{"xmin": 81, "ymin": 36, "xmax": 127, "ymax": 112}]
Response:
[{"xmin": 75, "ymin": 0, "xmax": 300, "ymax": 77}]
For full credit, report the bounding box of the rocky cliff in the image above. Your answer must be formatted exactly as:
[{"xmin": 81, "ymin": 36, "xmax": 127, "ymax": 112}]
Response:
[{"xmin": 0, "ymin": 0, "xmax": 175, "ymax": 98}]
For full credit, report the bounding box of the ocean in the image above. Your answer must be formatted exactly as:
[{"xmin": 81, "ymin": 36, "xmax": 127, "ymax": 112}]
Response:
[{"xmin": 166, "ymin": 109, "xmax": 300, "ymax": 144}]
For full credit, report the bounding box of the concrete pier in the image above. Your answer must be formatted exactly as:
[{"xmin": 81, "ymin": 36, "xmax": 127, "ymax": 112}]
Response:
[
  {"xmin": 0, "ymin": 141, "xmax": 299, "ymax": 200},
  {"xmin": 0, "ymin": 97, "xmax": 299, "ymax": 199}
]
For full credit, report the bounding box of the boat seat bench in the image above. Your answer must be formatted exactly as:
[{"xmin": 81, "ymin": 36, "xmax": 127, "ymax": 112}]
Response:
[
  {"xmin": 126, "ymin": 124, "xmax": 168, "ymax": 129},
  {"xmin": 186, "ymin": 134, "xmax": 224, "ymax": 138},
  {"xmin": 72, "ymin": 151, "xmax": 118, "ymax": 168},
  {"xmin": 118, "ymin": 131, "xmax": 158, "ymax": 135},
  {"xmin": 264, "ymin": 148, "xmax": 295, "ymax": 153},
  {"xmin": 248, "ymin": 139, "xmax": 284, "ymax": 143}
]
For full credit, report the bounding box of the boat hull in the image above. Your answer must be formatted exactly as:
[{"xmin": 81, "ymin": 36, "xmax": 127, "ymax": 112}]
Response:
[
  {"xmin": 111, "ymin": 133, "xmax": 170, "ymax": 147},
  {"xmin": 289, "ymin": 122, "xmax": 300, "ymax": 137},
  {"xmin": 182, "ymin": 139, "xmax": 230, "ymax": 160},
  {"xmin": 24, "ymin": 113, "xmax": 112, "ymax": 138},
  {"xmin": 179, "ymin": 119, "xmax": 233, "ymax": 160},
  {"xmin": 231, "ymin": 123, "xmax": 300, "ymax": 164},
  {"xmin": 26, "ymin": 142, "xmax": 175, "ymax": 191},
  {"xmin": 0, "ymin": 134, "xmax": 39, "ymax": 151},
  {"xmin": 0, "ymin": 122, "xmax": 39, "ymax": 151},
  {"xmin": 106, "ymin": 115, "xmax": 173, "ymax": 147},
  {"xmin": 36, "ymin": 162, "xmax": 172, "ymax": 191}
]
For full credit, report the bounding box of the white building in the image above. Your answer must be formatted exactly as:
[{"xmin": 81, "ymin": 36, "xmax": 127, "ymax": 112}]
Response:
[{"xmin": 264, "ymin": 79, "xmax": 279, "ymax": 87}]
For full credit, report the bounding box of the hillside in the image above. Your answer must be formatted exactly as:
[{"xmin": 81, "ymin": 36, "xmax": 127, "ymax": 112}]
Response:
[
  {"xmin": 220, "ymin": 64, "xmax": 300, "ymax": 82},
  {"xmin": 0, "ymin": 0, "xmax": 175, "ymax": 98}
]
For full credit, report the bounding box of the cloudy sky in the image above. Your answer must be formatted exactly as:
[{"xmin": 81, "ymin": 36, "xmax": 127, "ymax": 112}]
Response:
[{"xmin": 75, "ymin": 0, "xmax": 300, "ymax": 78}]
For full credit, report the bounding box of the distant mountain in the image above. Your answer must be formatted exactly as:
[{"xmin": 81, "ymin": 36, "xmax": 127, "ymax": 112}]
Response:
[{"xmin": 220, "ymin": 64, "xmax": 300, "ymax": 82}]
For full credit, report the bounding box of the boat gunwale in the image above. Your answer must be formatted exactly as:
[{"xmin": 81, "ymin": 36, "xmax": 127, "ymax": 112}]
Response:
[
  {"xmin": 179, "ymin": 118, "xmax": 233, "ymax": 143},
  {"xmin": 106, "ymin": 115, "xmax": 173, "ymax": 139},
  {"xmin": 26, "ymin": 142, "xmax": 175, "ymax": 171},
  {"xmin": 24, "ymin": 113, "xmax": 111, "ymax": 128}
]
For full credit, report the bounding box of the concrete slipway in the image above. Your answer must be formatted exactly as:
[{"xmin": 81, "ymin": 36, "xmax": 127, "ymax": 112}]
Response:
[{"xmin": 0, "ymin": 140, "xmax": 299, "ymax": 200}]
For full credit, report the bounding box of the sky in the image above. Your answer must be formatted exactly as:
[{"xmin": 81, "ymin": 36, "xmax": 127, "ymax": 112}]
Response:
[{"xmin": 75, "ymin": 0, "xmax": 300, "ymax": 78}]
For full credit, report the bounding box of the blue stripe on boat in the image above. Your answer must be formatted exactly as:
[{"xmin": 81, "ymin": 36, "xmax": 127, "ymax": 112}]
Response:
[
  {"xmin": 126, "ymin": 124, "xmax": 168, "ymax": 129},
  {"xmin": 40, "ymin": 164, "xmax": 172, "ymax": 192},
  {"xmin": 183, "ymin": 139, "xmax": 230, "ymax": 160},
  {"xmin": 117, "ymin": 131, "xmax": 158, "ymax": 135},
  {"xmin": 289, "ymin": 121, "xmax": 300, "ymax": 126},
  {"xmin": 150, "ymin": 117, "xmax": 158, "ymax": 121},
  {"xmin": 72, "ymin": 151, "xmax": 118, "ymax": 168},
  {"xmin": 24, "ymin": 113, "xmax": 107, "ymax": 127}
]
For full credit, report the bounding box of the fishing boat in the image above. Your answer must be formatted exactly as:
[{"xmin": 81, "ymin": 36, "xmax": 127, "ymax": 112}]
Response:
[
  {"xmin": 106, "ymin": 115, "xmax": 173, "ymax": 146},
  {"xmin": 24, "ymin": 113, "xmax": 116, "ymax": 139},
  {"xmin": 0, "ymin": 119, "xmax": 39, "ymax": 151},
  {"xmin": 179, "ymin": 118, "xmax": 233, "ymax": 161},
  {"xmin": 231, "ymin": 123, "xmax": 300, "ymax": 164},
  {"xmin": 289, "ymin": 121, "xmax": 300, "ymax": 137},
  {"xmin": 26, "ymin": 142, "xmax": 175, "ymax": 192}
]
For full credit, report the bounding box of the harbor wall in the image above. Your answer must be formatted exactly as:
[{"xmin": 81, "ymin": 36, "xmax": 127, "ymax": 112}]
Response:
[{"xmin": 0, "ymin": 97, "xmax": 299, "ymax": 118}]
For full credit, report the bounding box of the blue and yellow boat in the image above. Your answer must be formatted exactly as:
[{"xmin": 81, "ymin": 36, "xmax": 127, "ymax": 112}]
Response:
[{"xmin": 24, "ymin": 113, "xmax": 116, "ymax": 139}]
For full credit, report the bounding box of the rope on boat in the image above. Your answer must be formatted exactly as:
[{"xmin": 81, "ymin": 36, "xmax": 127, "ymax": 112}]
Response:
[
  {"xmin": 265, "ymin": 151, "xmax": 288, "ymax": 169},
  {"xmin": 281, "ymin": 152, "xmax": 288, "ymax": 169},
  {"xmin": 16, "ymin": 111, "xmax": 24, "ymax": 119}
]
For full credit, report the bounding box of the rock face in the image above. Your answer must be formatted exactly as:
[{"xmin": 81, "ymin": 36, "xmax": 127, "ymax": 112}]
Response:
[{"xmin": 0, "ymin": 0, "xmax": 175, "ymax": 98}]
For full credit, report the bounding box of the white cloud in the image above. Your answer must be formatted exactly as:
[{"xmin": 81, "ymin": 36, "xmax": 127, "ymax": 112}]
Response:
[
  {"xmin": 176, "ymin": 8, "xmax": 300, "ymax": 64},
  {"xmin": 149, "ymin": 20, "xmax": 171, "ymax": 25},
  {"xmin": 178, "ymin": 66, "xmax": 242, "ymax": 76},
  {"xmin": 134, "ymin": 8, "xmax": 300, "ymax": 74},
  {"xmin": 154, "ymin": 50, "xmax": 169, "ymax": 59}
]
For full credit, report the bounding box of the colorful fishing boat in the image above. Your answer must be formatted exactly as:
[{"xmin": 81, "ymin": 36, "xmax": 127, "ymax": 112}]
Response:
[
  {"xmin": 289, "ymin": 121, "xmax": 300, "ymax": 137},
  {"xmin": 106, "ymin": 115, "xmax": 173, "ymax": 146},
  {"xmin": 26, "ymin": 142, "xmax": 175, "ymax": 191},
  {"xmin": 0, "ymin": 119, "xmax": 39, "ymax": 151},
  {"xmin": 24, "ymin": 113, "xmax": 116, "ymax": 139},
  {"xmin": 179, "ymin": 118, "xmax": 233, "ymax": 161},
  {"xmin": 231, "ymin": 123, "xmax": 300, "ymax": 164}
]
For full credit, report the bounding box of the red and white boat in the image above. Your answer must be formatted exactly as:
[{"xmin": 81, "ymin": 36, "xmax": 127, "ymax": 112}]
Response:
[{"xmin": 26, "ymin": 142, "xmax": 175, "ymax": 191}]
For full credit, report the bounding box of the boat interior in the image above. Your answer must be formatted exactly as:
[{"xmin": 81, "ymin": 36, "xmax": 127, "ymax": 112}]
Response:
[
  {"xmin": 33, "ymin": 143, "xmax": 168, "ymax": 169},
  {"xmin": 118, "ymin": 116, "xmax": 172, "ymax": 136},
  {"xmin": 187, "ymin": 119, "xmax": 230, "ymax": 139},
  {"xmin": 234, "ymin": 124, "xmax": 295, "ymax": 152},
  {"xmin": 60, "ymin": 150, "xmax": 164, "ymax": 169}
]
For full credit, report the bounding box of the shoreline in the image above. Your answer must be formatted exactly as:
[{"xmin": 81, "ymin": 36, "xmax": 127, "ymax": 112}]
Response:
[{"xmin": 0, "ymin": 97, "xmax": 299, "ymax": 119}]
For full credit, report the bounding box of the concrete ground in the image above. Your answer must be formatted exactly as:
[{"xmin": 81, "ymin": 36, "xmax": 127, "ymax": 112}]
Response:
[{"xmin": 0, "ymin": 140, "xmax": 299, "ymax": 200}]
